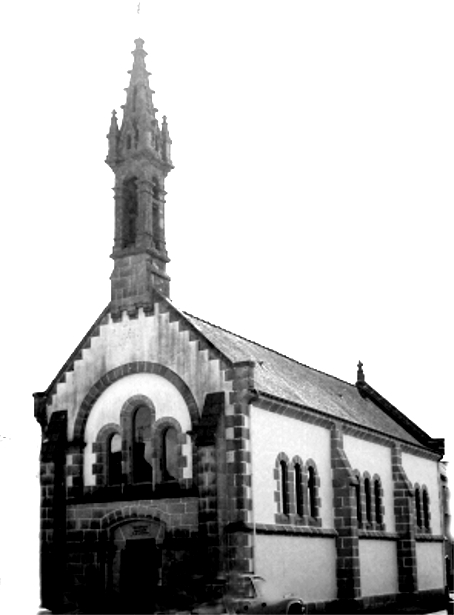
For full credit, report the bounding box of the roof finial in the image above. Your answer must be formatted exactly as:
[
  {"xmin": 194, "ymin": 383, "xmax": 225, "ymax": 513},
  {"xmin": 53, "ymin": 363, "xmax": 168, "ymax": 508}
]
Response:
[{"xmin": 357, "ymin": 360, "xmax": 365, "ymax": 384}]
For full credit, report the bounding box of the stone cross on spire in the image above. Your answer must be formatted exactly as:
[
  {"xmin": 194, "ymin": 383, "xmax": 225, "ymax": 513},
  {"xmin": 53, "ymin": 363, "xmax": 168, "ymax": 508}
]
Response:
[{"xmin": 357, "ymin": 361, "xmax": 365, "ymax": 384}]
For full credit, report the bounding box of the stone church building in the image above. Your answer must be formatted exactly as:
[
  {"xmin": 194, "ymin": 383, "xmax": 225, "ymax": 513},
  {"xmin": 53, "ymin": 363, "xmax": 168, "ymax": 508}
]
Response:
[{"xmin": 34, "ymin": 39, "xmax": 448, "ymax": 613}]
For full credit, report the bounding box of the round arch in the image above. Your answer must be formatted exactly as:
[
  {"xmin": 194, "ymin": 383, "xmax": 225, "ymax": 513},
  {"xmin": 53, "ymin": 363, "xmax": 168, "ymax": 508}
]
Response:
[{"xmin": 73, "ymin": 362, "xmax": 199, "ymax": 442}]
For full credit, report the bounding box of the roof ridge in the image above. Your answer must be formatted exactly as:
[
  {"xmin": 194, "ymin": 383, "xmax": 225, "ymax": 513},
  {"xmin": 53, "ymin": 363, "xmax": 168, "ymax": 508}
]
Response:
[{"xmin": 183, "ymin": 310, "xmax": 356, "ymax": 389}]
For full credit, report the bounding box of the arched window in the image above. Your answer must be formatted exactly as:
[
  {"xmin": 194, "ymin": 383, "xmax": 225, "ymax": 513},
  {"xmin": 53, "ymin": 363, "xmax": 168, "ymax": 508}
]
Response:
[
  {"xmin": 162, "ymin": 426, "xmax": 178, "ymax": 481},
  {"xmin": 294, "ymin": 463, "xmax": 304, "ymax": 517},
  {"xmin": 126, "ymin": 134, "xmax": 132, "ymax": 150},
  {"xmin": 374, "ymin": 478, "xmax": 383, "ymax": 525},
  {"xmin": 152, "ymin": 178, "xmax": 161, "ymax": 247},
  {"xmin": 280, "ymin": 460, "xmax": 289, "ymax": 515},
  {"xmin": 133, "ymin": 406, "xmax": 153, "ymax": 483},
  {"xmin": 355, "ymin": 480, "xmax": 363, "ymax": 526},
  {"xmin": 422, "ymin": 488, "xmax": 430, "ymax": 531},
  {"xmin": 307, "ymin": 465, "xmax": 317, "ymax": 518},
  {"xmin": 415, "ymin": 487, "xmax": 422, "ymax": 528},
  {"xmin": 122, "ymin": 177, "xmax": 138, "ymax": 248},
  {"xmin": 108, "ymin": 433, "xmax": 122, "ymax": 486},
  {"xmin": 364, "ymin": 477, "xmax": 372, "ymax": 525}
]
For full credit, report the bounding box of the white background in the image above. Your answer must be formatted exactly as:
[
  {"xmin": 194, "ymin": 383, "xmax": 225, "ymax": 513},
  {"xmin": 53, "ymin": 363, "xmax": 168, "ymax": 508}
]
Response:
[{"xmin": 0, "ymin": 1, "xmax": 453, "ymax": 610}]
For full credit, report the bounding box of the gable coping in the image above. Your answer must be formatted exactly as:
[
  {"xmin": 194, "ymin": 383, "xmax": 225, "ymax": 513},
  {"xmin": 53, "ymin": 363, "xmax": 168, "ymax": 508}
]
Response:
[
  {"xmin": 40, "ymin": 305, "xmax": 110, "ymax": 407},
  {"xmin": 36, "ymin": 300, "xmax": 443, "ymax": 463},
  {"xmin": 37, "ymin": 298, "xmax": 235, "ymax": 411},
  {"xmin": 157, "ymin": 297, "xmax": 232, "ymax": 368},
  {"xmin": 356, "ymin": 381, "xmax": 444, "ymax": 456}
]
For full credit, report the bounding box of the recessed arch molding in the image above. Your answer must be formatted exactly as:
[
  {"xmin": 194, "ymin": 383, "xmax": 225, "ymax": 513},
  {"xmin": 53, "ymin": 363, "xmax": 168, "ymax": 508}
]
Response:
[{"xmin": 73, "ymin": 361, "xmax": 199, "ymax": 442}]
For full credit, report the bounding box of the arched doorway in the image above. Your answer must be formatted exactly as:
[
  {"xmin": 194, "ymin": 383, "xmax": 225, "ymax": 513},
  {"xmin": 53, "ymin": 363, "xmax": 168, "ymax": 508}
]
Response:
[{"xmin": 107, "ymin": 518, "xmax": 165, "ymax": 613}]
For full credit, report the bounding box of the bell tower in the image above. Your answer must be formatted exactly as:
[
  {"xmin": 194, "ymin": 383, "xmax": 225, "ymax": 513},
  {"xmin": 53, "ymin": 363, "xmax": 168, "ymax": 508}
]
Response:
[{"xmin": 106, "ymin": 38, "xmax": 173, "ymax": 314}]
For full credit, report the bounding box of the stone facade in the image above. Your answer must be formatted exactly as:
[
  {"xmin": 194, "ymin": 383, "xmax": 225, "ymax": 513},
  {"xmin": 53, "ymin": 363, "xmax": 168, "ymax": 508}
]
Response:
[{"xmin": 34, "ymin": 38, "xmax": 449, "ymax": 614}]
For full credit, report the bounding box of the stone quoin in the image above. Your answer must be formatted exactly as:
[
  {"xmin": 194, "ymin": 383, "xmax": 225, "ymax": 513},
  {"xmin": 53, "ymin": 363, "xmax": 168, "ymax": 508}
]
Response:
[{"xmin": 34, "ymin": 38, "xmax": 450, "ymax": 614}]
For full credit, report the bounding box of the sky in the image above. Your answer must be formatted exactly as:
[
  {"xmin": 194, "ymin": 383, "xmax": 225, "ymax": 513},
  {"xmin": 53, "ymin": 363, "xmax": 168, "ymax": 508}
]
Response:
[{"xmin": 0, "ymin": 0, "xmax": 453, "ymax": 610}]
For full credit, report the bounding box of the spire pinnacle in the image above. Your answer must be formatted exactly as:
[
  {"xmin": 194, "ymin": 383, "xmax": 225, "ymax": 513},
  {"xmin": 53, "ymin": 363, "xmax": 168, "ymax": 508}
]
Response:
[
  {"xmin": 106, "ymin": 39, "xmax": 173, "ymax": 172},
  {"xmin": 107, "ymin": 39, "xmax": 174, "ymax": 312},
  {"xmin": 357, "ymin": 361, "xmax": 365, "ymax": 384}
]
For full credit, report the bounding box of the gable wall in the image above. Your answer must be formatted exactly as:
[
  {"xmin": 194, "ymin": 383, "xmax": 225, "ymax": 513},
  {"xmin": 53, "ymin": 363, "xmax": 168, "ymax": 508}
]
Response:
[{"xmin": 47, "ymin": 306, "xmax": 232, "ymax": 440}]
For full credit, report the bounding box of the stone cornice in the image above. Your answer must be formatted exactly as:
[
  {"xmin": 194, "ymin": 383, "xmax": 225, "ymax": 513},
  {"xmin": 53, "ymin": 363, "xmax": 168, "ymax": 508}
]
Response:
[{"xmin": 252, "ymin": 390, "xmax": 441, "ymax": 461}]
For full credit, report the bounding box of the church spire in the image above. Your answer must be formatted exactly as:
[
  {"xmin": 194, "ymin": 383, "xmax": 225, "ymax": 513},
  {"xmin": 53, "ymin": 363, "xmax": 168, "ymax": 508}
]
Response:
[
  {"xmin": 106, "ymin": 38, "xmax": 172, "ymax": 171},
  {"xmin": 107, "ymin": 39, "xmax": 173, "ymax": 316}
]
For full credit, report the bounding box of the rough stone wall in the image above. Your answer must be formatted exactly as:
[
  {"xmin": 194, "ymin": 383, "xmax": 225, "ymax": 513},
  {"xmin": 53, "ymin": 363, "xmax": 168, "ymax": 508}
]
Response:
[
  {"xmin": 63, "ymin": 499, "xmax": 199, "ymax": 610},
  {"xmin": 330, "ymin": 424, "xmax": 361, "ymax": 604},
  {"xmin": 224, "ymin": 361, "xmax": 255, "ymax": 590},
  {"xmin": 392, "ymin": 443, "xmax": 418, "ymax": 595}
]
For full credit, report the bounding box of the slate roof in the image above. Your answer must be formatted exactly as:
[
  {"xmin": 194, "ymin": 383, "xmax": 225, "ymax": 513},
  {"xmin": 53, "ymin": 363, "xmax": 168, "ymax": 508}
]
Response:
[{"xmin": 184, "ymin": 312, "xmax": 423, "ymax": 447}]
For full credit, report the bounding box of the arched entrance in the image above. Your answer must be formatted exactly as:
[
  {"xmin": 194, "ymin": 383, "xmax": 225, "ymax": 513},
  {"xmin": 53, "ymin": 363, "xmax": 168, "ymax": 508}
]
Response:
[{"xmin": 106, "ymin": 517, "xmax": 165, "ymax": 614}]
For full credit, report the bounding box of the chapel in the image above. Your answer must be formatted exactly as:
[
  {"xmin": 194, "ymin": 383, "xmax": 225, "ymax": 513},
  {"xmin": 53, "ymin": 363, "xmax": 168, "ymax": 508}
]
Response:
[{"xmin": 34, "ymin": 39, "xmax": 448, "ymax": 614}]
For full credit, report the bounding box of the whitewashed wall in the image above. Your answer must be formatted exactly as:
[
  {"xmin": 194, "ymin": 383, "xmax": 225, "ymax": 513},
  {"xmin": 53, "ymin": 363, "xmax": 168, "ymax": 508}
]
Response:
[
  {"xmin": 343, "ymin": 435, "xmax": 395, "ymax": 533},
  {"xmin": 83, "ymin": 372, "xmax": 192, "ymax": 485},
  {"xmin": 250, "ymin": 405, "xmax": 333, "ymax": 527},
  {"xmin": 401, "ymin": 452, "xmax": 442, "ymax": 534},
  {"xmin": 359, "ymin": 540, "xmax": 398, "ymax": 596},
  {"xmin": 415, "ymin": 542, "xmax": 445, "ymax": 590},
  {"xmin": 255, "ymin": 534, "xmax": 337, "ymax": 603}
]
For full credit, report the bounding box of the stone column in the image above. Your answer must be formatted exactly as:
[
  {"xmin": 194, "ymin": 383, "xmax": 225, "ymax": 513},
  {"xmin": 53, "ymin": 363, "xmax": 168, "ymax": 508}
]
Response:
[
  {"xmin": 331, "ymin": 424, "xmax": 361, "ymax": 606},
  {"xmin": 196, "ymin": 445, "xmax": 219, "ymax": 573},
  {"xmin": 39, "ymin": 411, "xmax": 67, "ymax": 610},
  {"xmin": 224, "ymin": 362, "xmax": 255, "ymax": 591},
  {"xmin": 194, "ymin": 392, "xmax": 225, "ymax": 585},
  {"xmin": 392, "ymin": 444, "xmax": 418, "ymax": 596}
]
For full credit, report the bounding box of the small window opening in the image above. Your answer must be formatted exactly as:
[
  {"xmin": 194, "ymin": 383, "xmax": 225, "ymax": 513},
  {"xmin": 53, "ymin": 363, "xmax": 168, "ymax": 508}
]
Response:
[
  {"xmin": 294, "ymin": 463, "xmax": 304, "ymax": 517},
  {"xmin": 308, "ymin": 466, "xmax": 317, "ymax": 518},
  {"xmin": 374, "ymin": 480, "xmax": 382, "ymax": 525},
  {"xmin": 133, "ymin": 406, "xmax": 153, "ymax": 483},
  {"xmin": 365, "ymin": 477, "xmax": 372, "ymax": 524},
  {"xmin": 108, "ymin": 433, "xmax": 122, "ymax": 486},
  {"xmin": 162, "ymin": 427, "xmax": 178, "ymax": 481},
  {"xmin": 126, "ymin": 134, "xmax": 132, "ymax": 150},
  {"xmin": 355, "ymin": 481, "xmax": 362, "ymax": 526},
  {"xmin": 280, "ymin": 460, "xmax": 289, "ymax": 515},
  {"xmin": 122, "ymin": 177, "xmax": 138, "ymax": 248},
  {"xmin": 152, "ymin": 178, "xmax": 160, "ymax": 247},
  {"xmin": 422, "ymin": 488, "xmax": 430, "ymax": 530},
  {"xmin": 415, "ymin": 488, "xmax": 422, "ymax": 528}
]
